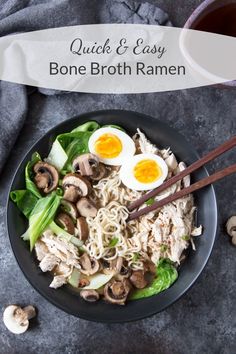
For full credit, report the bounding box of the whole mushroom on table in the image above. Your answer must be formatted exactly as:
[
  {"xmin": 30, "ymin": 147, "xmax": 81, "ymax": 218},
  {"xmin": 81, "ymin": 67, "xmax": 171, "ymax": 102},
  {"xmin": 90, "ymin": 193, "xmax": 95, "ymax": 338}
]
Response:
[
  {"xmin": 226, "ymin": 216, "xmax": 236, "ymax": 246},
  {"xmin": 3, "ymin": 305, "xmax": 36, "ymax": 334}
]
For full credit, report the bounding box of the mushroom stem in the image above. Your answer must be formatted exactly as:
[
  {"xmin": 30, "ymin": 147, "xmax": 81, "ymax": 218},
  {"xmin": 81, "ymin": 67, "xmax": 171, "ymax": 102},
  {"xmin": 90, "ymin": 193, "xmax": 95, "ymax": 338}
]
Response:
[{"xmin": 23, "ymin": 306, "xmax": 36, "ymax": 320}]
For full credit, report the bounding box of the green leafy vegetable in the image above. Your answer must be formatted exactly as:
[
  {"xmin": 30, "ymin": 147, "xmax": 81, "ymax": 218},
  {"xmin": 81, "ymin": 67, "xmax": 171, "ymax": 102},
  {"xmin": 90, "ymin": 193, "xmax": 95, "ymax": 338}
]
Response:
[
  {"xmin": 61, "ymin": 132, "xmax": 93, "ymax": 173},
  {"xmin": 145, "ymin": 198, "xmax": 155, "ymax": 206},
  {"xmin": 108, "ymin": 237, "xmax": 119, "ymax": 247},
  {"xmin": 10, "ymin": 190, "xmax": 38, "ymax": 218},
  {"xmin": 25, "ymin": 152, "xmax": 42, "ymax": 198},
  {"xmin": 130, "ymin": 259, "xmax": 178, "ymax": 300},
  {"xmin": 71, "ymin": 121, "xmax": 99, "ymax": 133},
  {"xmin": 103, "ymin": 124, "xmax": 126, "ymax": 132},
  {"xmin": 22, "ymin": 193, "xmax": 61, "ymax": 251},
  {"xmin": 46, "ymin": 121, "xmax": 100, "ymax": 172},
  {"xmin": 46, "ymin": 139, "xmax": 68, "ymax": 171}
]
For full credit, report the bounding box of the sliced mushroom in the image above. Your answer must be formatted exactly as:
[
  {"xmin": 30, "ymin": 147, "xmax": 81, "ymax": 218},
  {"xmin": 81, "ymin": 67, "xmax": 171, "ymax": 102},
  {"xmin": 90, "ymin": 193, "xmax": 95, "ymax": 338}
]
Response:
[
  {"xmin": 76, "ymin": 197, "xmax": 98, "ymax": 218},
  {"xmin": 56, "ymin": 212, "xmax": 75, "ymax": 235},
  {"xmin": 60, "ymin": 199, "xmax": 78, "ymax": 221},
  {"xmin": 62, "ymin": 173, "xmax": 91, "ymax": 202},
  {"xmin": 117, "ymin": 262, "xmax": 132, "ymax": 280},
  {"xmin": 72, "ymin": 153, "xmax": 107, "ymax": 181},
  {"xmin": 34, "ymin": 162, "xmax": 59, "ymax": 194},
  {"xmin": 3, "ymin": 305, "xmax": 36, "ymax": 334},
  {"xmin": 76, "ymin": 217, "xmax": 89, "ymax": 241},
  {"xmin": 104, "ymin": 279, "xmax": 131, "ymax": 305},
  {"xmin": 90, "ymin": 164, "xmax": 107, "ymax": 181},
  {"xmin": 226, "ymin": 216, "xmax": 236, "ymax": 246},
  {"xmin": 79, "ymin": 253, "xmax": 100, "ymax": 276},
  {"xmin": 80, "ymin": 289, "xmax": 99, "ymax": 302},
  {"xmin": 103, "ymin": 257, "xmax": 123, "ymax": 275},
  {"xmin": 144, "ymin": 260, "xmax": 156, "ymax": 275},
  {"xmin": 130, "ymin": 270, "xmax": 148, "ymax": 289},
  {"xmin": 73, "ymin": 153, "xmax": 99, "ymax": 175}
]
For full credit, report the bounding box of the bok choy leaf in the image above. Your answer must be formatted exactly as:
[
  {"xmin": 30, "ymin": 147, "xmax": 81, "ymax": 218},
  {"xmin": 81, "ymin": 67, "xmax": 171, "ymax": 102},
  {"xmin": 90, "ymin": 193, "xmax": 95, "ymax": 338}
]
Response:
[
  {"xmin": 46, "ymin": 121, "xmax": 100, "ymax": 172},
  {"xmin": 130, "ymin": 259, "xmax": 178, "ymax": 300},
  {"xmin": 71, "ymin": 121, "xmax": 99, "ymax": 133},
  {"xmin": 22, "ymin": 192, "xmax": 61, "ymax": 251},
  {"xmin": 10, "ymin": 190, "xmax": 39, "ymax": 218},
  {"xmin": 25, "ymin": 152, "xmax": 42, "ymax": 198}
]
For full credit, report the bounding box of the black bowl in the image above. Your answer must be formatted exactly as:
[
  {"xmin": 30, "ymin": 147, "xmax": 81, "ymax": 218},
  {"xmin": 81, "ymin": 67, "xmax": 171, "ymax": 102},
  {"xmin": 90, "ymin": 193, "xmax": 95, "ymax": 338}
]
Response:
[{"xmin": 7, "ymin": 110, "xmax": 217, "ymax": 322}]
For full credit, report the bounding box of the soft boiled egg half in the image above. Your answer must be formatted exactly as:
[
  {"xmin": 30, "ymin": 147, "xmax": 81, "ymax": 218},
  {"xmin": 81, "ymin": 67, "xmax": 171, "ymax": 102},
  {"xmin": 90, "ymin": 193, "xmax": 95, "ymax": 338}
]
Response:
[
  {"xmin": 88, "ymin": 127, "xmax": 136, "ymax": 165},
  {"xmin": 120, "ymin": 153, "xmax": 168, "ymax": 191}
]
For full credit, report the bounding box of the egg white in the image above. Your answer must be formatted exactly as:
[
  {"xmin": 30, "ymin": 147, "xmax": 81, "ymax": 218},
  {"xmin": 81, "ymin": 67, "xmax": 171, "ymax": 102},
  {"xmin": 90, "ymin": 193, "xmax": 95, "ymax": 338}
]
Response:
[
  {"xmin": 119, "ymin": 153, "xmax": 168, "ymax": 191},
  {"xmin": 88, "ymin": 127, "xmax": 136, "ymax": 166}
]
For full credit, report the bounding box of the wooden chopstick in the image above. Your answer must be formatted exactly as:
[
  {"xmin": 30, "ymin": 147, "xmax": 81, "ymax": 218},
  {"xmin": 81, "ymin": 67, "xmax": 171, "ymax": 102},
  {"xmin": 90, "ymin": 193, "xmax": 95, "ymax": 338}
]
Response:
[
  {"xmin": 128, "ymin": 163, "xmax": 236, "ymax": 221},
  {"xmin": 128, "ymin": 136, "xmax": 236, "ymax": 212}
]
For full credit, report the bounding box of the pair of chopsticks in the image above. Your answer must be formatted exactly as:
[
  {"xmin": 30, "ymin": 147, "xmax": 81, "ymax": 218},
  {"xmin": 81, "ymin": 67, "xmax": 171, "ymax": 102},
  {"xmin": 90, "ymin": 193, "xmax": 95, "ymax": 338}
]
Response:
[{"xmin": 128, "ymin": 136, "xmax": 236, "ymax": 221}]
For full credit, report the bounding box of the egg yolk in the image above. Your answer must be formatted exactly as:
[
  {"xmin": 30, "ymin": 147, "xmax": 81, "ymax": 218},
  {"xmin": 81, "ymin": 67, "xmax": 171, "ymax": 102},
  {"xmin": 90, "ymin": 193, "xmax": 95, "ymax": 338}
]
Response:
[
  {"xmin": 134, "ymin": 159, "xmax": 162, "ymax": 183},
  {"xmin": 95, "ymin": 133, "xmax": 122, "ymax": 158}
]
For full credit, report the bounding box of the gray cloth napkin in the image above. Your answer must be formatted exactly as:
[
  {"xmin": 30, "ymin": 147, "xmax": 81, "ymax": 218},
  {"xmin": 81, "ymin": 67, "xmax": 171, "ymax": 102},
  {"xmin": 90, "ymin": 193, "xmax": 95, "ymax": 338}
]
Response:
[{"xmin": 0, "ymin": 0, "xmax": 171, "ymax": 173}]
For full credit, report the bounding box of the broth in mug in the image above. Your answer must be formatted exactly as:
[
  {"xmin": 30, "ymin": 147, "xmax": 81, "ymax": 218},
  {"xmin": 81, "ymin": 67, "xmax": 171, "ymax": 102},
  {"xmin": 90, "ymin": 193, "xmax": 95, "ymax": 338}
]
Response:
[{"xmin": 194, "ymin": 3, "xmax": 236, "ymax": 37}]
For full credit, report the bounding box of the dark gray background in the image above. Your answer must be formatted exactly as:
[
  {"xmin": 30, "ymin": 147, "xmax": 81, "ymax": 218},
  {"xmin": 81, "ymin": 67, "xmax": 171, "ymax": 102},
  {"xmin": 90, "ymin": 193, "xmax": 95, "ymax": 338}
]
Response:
[{"xmin": 0, "ymin": 0, "xmax": 236, "ymax": 353}]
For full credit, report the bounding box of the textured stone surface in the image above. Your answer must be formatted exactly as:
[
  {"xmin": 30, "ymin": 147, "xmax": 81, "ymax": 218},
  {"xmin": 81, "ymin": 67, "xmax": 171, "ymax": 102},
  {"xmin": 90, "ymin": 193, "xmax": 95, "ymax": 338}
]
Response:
[{"xmin": 0, "ymin": 1, "xmax": 236, "ymax": 353}]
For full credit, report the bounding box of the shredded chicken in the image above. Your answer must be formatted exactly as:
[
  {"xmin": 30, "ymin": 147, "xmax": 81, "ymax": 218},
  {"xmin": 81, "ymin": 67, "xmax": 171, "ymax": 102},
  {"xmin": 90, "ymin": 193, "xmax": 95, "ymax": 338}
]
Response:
[
  {"xmin": 49, "ymin": 275, "xmax": 67, "ymax": 289},
  {"xmin": 39, "ymin": 254, "xmax": 60, "ymax": 272},
  {"xmin": 35, "ymin": 240, "xmax": 49, "ymax": 261},
  {"xmin": 35, "ymin": 230, "xmax": 80, "ymax": 288},
  {"xmin": 129, "ymin": 129, "xmax": 202, "ymax": 266}
]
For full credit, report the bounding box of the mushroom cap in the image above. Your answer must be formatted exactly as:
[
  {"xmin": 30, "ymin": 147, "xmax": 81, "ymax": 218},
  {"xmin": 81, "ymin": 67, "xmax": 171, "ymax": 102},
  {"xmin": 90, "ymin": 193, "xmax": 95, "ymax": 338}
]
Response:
[
  {"xmin": 34, "ymin": 162, "xmax": 59, "ymax": 194},
  {"xmin": 62, "ymin": 173, "xmax": 91, "ymax": 202},
  {"xmin": 90, "ymin": 164, "xmax": 107, "ymax": 181},
  {"xmin": 76, "ymin": 217, "xmax": 89, "ymax": 241},
  {"xmin": 80, "ymin": 289, "xmax": 99, "ymax": 302},
  {"xmin": 72, "ymin": 154, "xmax": 107, "ymax": 181},
  {"xmin": 79, "ymin": 253, "xmax": 100, "ymax": 276},
  {"xmin": 103, "ymin": 257, "xmax": 122, "ymax": 273},
  {"xmin": 60, "ymin": 200, "xmax": 78, "ymax": 221},
  {"xmin": 73, "ymin": 153, "xmax": 99, "ymax": 175},
  {"xmin": 116, "ymin": 262, "xmax": 132, "ymax": 280},
  {"xmin": 104, "ymin": 279, "xmax": 131, "ymax": 305},
  {"xmin": 144, "ymin": 260, "xmax": 156, "ymax": 275},
  {"xmin": 226, "ymin": 216, "xmax": 236, "ymax": 237},
  {"xmin": 3, "ymin": 305, "xmax": 31, "ymax": 334},
  {"xmin": 56, "ymin": 212, "xmax": 75, "ymax": 235},
  {"xmin": 130, "ymin": 270, "xmax": 148, "ymax": 289},
  {"xmin": 76, "ymin": 197, "xmax": 98, "ymax": 218}
]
